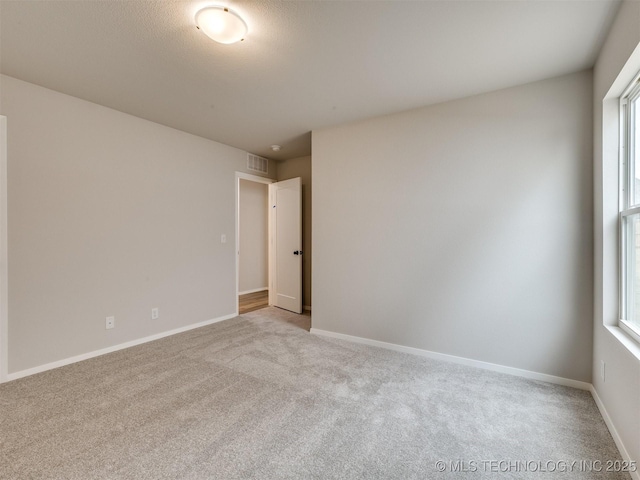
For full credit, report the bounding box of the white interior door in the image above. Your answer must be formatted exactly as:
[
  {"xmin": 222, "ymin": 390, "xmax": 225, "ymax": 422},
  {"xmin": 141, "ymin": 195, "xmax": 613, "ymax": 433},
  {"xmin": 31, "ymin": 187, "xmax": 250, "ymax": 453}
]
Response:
[{"xmin": 269, "ymin": 177, "xmax": 302, "ymax": 314}]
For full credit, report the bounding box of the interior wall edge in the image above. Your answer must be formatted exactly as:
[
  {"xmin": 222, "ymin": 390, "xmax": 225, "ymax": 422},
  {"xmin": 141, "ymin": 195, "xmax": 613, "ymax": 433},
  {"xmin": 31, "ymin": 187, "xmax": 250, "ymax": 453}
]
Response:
[
  {"xmin": 0, "ymin": 116, "xmax": 7, "ymax": 384},
  {"xmin": 590, "ymin": 386, "xmax": 640, "ymax": 480}
]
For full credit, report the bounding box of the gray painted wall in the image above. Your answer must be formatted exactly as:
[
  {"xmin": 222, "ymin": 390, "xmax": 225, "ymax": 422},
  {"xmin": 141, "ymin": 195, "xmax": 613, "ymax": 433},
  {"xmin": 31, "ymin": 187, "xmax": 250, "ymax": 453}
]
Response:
[
  {"xmin": 313, "ymin": 71, "xmax": 593, "ymax": 382},
  {"xmin": 238, "ymin": 179, "xmax": 268, "ymax": 293},
  {"xmin": 1, "ymin": 75, "xmax": 274, "ymax": 374},
  {"xmin": 592, "ymin": 0, "xmax": 640, "ymax": 466},
  {"xmin": 277, "ymin": 156, "xmax": 312, "ymax": 308}
]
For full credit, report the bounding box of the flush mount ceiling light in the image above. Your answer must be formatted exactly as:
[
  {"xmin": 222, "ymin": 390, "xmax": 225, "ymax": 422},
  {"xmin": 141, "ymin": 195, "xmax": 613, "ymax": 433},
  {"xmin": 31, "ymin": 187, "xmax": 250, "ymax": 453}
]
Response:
[
  {"xmin": 270, "ymin": 145, "xmax": 281, "ymax": 152},
  {"xmin": 195, "ymin": 6, "xmax": 247, "ymax": 44}
]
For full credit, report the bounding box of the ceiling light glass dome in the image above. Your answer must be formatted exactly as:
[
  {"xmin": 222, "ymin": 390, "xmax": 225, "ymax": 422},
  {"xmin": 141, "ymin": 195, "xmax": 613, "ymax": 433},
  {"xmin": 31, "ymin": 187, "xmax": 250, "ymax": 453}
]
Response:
[{"xmin": 196, "ymin": 6, "xmax": 247, "ymax": 44}]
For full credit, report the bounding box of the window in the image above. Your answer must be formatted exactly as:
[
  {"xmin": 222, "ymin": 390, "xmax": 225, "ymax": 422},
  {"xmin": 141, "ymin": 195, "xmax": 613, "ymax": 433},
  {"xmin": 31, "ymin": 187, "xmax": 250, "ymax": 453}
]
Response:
[{"xmin": 620, "ymin": 72, "xmax": 640, "ymax": 342}]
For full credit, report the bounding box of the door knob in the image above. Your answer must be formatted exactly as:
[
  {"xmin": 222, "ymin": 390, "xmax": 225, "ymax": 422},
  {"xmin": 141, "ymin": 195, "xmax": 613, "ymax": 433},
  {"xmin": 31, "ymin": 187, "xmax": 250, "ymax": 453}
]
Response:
[{"xmin": 293, "ymin": 250, "xmax": 302, "ymax": 255}]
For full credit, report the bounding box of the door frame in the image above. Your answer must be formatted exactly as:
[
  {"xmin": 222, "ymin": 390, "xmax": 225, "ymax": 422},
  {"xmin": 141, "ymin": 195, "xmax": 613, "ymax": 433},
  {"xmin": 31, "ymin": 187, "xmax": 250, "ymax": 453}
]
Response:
[
  {"xmin": 235, "ymin": 172, "xmax": 274, "ymax": 315},
  {"xmin": 0, "ymin": 117, "xmax": 8, "ymax": 383}
]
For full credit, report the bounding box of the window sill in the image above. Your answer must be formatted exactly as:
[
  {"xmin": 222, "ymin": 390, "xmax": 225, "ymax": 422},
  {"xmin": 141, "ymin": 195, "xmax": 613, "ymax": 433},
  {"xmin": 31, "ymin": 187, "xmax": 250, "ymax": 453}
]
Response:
[{"xmin": 605, "ymin": 324, "xmax": 640, "ymax": 362}]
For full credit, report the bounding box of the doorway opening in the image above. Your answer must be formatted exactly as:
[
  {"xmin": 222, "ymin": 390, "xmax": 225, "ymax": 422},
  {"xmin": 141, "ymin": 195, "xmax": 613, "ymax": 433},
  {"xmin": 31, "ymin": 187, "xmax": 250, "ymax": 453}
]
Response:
[
  {"xmin": 235, "ymin": 171, "xmax": 304, "ymax": 318},
  {"xmin": 236, "ymin": 173, "xmax": 272, "ymax": 315}
]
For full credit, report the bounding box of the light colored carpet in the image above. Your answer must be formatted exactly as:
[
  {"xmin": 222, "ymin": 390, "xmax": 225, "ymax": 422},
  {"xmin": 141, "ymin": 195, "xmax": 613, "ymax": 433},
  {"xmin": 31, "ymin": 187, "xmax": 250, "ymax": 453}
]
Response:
[{"xmin": 0, "ymin": 307, "xmax": 629, "ymax": 479}]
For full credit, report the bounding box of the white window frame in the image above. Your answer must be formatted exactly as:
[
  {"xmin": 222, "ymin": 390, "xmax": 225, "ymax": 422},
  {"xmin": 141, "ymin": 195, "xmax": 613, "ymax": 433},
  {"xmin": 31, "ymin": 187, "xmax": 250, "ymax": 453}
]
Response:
[{"xmin": 619, "ymin": 72, "xmax": 640, "ymax": 344}]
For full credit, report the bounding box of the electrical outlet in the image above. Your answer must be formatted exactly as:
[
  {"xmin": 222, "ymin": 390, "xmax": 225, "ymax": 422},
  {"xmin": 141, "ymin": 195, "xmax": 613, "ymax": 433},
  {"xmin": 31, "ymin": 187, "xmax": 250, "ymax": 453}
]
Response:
[
  {"xmin": 106, "ymin": 316, "xmax": 115, "ymax": 330},
  {"xmin": 601, "ymin": 360, "xmax": 606, "ymax": 382},
  {"xmin": 151, "ymin": 308, "xmax": 159, "ymax": 320}
]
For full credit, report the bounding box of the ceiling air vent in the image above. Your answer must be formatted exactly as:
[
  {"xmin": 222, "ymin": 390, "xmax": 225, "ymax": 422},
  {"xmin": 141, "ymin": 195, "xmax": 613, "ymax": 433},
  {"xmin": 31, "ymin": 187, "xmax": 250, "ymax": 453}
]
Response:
[{"xmin": 247, "ymin": 153, "xmax": 269, "ymax": 174}]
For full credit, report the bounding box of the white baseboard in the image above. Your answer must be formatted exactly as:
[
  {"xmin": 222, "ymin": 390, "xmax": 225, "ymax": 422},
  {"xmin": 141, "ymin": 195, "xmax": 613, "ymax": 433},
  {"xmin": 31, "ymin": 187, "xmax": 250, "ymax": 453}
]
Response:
[
  {"xmin": 304, "ymin": 305, "xmax": 312, "ymax": 312},
  {"xmin": 4, "ymin": 312, "xmax": 237, "ymax": 383},
  {"xmin": 590, "ymin": 386, "xmax": 640, "ymax": 480},
  {"xmin": 309, "ymin": 328, "xmax": 591, "ymax": 391},
  {"xmin": 4, "ymin": 315, "xmax": 636, "ymax": 474},
  {"xmin": 238, "ymin": 287, "xmax": 268, "ymax": 295},
  {"xmin": 309, "ymin": 329, "xmax": 640, "ymax": 472}
]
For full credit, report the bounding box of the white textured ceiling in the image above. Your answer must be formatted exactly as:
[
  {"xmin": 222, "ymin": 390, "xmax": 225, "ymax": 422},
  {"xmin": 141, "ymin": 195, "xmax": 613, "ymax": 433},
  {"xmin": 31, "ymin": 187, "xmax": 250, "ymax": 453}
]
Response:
[{"xmin": 0, "ymin": 0, "xmax": 620, "ymax": 160}]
